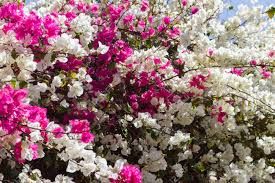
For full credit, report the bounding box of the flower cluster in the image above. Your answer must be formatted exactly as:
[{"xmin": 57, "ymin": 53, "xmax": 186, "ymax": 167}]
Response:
[
  {"xmin": 0, "ymin": 0, "xmax": 275, "ymax": 182},
  {"xmin": 0, "ymin": 85, "xmax": 95, "ymax": 163},
  {"xmin": 0, "ymin": 85, "xmax": 48, "ymax": 163}
]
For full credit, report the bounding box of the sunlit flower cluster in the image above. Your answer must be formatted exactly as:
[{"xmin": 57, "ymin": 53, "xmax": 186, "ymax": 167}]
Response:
[{"xmin": 0, "ymin": 0, "xmax": 274, "ymax": 182}]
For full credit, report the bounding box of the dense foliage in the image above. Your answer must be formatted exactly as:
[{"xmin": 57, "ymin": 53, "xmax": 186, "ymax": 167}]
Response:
[{"xmin": 0, "ymin": 0, "xmax": 275, "ymax": 182}]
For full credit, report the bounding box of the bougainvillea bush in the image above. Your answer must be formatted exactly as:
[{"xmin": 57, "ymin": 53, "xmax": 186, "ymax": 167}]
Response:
[{"xmin": 0, "ymin": 0, "xmax": 274, "ymax": 182}]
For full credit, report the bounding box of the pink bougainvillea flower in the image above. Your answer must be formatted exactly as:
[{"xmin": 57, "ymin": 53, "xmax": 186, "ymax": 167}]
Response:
[
  {"xmin": 230, "ymin": 68, "xmax": 244, "ymax": 76},
  {"xmin": 81, "ymin": 132, "xmax": 95, "ymax": 143},
  {"xmin": 261, "ymin": 70, "xmax": 272, "ymax": 79},
  {"xmin": 140, "ymin": 0, "xmax": 149, "ymax": 12},
  {"xmin": 182, "ymin": 0, "xmax": 187, "ymax": 6},
  {"xmin": 52, "ymin": 127, "xmax": 65, "ymax": 138},
  {"xmin": 162, "ymin": 16, "xmax": 171, "ymax": 25},
  {"xmin": 111, "ymin": 165, "xmax": 142, "ymax": 183},
  {"xmin": 191, "ymin": 6, "xmax": 199, "ymax": 14}
]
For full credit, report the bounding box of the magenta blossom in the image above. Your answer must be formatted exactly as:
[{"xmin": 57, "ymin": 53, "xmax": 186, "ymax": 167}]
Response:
[
  {"xmin": 140, "ymin": 0, "xmax": 149, "ymax": 12},
  {"xmin": 81, "ymin": 132, "xmax": 95, "ymax": 143},
  {"xmin": 211, "ymin": 106, "xmax": 227, "ymax": 124},
  {"xmin": 261, "ymin": 70, "xmax": 272, "ymax": 79},
  {"xmin": 69, "ymin": 119, "xmax": 95, "ymax": 144},
  {"xmin": 191, "ymin": 6, "xmax": 199, "ymax": 15},
  {"xmin": 162, "ymin": 16, "xmax": 171, "ymax": 25},
  {"xmin": 230, "ymin": 68, "xmax": 244, "ymax": 76},
  {"xmin": 189, "ymin": 74, "xmax": 208, "ymax": 90},
  {"xmin": 182, "ymin": 0, "xmax": 187, "ymax": 6},
  {"xmin": 111, "ymin": 165, "xmax": 142, "ymax": 183},
  {"xmin": 0, "ymin": 85, "xmax": 49, "ymax": 162}
]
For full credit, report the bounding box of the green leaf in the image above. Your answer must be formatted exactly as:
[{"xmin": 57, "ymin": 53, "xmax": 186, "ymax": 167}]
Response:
[
  {"xmin": 228, "ymin": 5, "xmax": 234, "ymax": 10},
  {"xmin": 266, "ymin": 7, "xmax": 275, "ymax": 19},
  {"xmin": 19, "ymin": 81, "xmax": 27, "ymax": 88},
  {"xmin": 57, "ymin": 106, "xmax": 68, "ymax": 113},
  {"xmin": 38, "ymin": 98, "xmax": 43, "ymax": 105},
  {"xmin": 194, "ymin": 162, "xmax": 206, "ymax": 173},
  {"xmin": 268, "ymin": 160, "xmax": 275, "ymax": 167},
  {"xmin": 68, "ymin": 71, "xmax": 77, "ymax": 79},
  {"xmin": 124, "ymin": 103, "xmax": 132, "ymax": 114},
  {"xmin": 11, "ymin": 50, "xmax": 18, "ymax": 59},
  {"xmin": 11, "ymin": 79, "xmax": 17, "ymax": 88},
  {"xmin": 108, "ymin": 61, "xmax": 116, "ymax": 69}
]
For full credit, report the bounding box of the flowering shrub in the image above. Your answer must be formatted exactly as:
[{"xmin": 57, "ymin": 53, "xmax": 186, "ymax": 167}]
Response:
[{"xmin": 0, "ymin": 0, "xmax": 274, "ymax": 182}]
